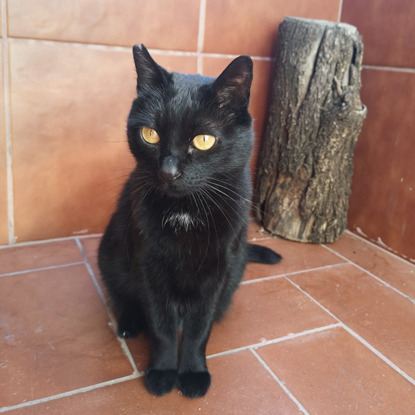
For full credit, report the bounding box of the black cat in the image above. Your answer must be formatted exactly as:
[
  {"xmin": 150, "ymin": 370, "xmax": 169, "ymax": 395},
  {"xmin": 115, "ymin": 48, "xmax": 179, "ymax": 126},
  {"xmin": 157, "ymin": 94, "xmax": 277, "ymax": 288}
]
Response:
[{"xmin": 98, "ymin": 45, "xmax": 281, "ymax": 398}]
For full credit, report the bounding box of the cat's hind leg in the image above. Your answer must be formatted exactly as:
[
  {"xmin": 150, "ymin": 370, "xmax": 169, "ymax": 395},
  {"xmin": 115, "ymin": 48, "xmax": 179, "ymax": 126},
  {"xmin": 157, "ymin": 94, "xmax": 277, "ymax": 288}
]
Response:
[{"xmin": 117, "ymin": 304, "xmax": 147, "ymax": 338}]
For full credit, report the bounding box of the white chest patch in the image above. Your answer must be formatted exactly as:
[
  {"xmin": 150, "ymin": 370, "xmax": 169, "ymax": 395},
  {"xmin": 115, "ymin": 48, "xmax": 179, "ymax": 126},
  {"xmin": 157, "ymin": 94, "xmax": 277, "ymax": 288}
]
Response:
[{"xmin": 162, "ymin": 211, "xmax": 203, "ymax": 232}]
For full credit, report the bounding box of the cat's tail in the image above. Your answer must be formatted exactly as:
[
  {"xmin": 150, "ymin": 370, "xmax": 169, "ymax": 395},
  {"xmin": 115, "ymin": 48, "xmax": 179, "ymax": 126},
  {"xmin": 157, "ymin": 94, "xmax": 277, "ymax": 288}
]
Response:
[{"xmin": 247, "ymin": 243, "xmax": 282, "ymax": 264}]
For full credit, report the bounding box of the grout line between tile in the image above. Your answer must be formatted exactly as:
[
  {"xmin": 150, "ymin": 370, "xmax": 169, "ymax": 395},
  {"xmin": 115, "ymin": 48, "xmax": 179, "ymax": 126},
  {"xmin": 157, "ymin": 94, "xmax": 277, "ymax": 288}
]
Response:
[
  {"xmin": 240, "ymin": 274, "xmax": 286, "ymax": 285},
  {"xmin": 337, "ymin": 0, "xmax": 344, "ymax": 22},
  {"xmin": 145, "ymin": 48, "xmax": 198, "ymax": 58},
  {"xmin": 0, "ymin": 235, "xmax": 76, "ymax": 249},
  {"xmin": 344, "ymin": 229, "xmax": 415, "ymax": 268},
  {"xmin": 284, "ymin": 276, "xmax": 415, "ymax": 387},
  {"xmin": 0, "ymin": 229, "xmax": 265, "ymax": 249},
  {"xmin": 8, "ymin": 37, "xmax": 134, "ymax": 52},
  {"xmin": 203, "ymin": 52, "xmax": 274, "ymax": 61},
  {"xmin": 0, "ymin": 261, "xmax": 85, "ymax": 278},
  {"xmin": 248, "ymin": 235, "xmax": 273, "ymax": 242},
  {"xmin": 362, "ymin": 64, "xmax": 415, "ymax": 74},
  {"xmin": 250, "ymin": 348, "xmax": 309, "ymax": 415},
  {"xmin": 1, "ymin": 0, "xmax": 15, "ymax": 245},
  {"xmin": 0, "ymin": 233, "xmax": 103, "ymax": 249},
  {"xmin": 240, "ymin": 262, "xmax": 348, "ymax": 286},
  {"xmin": 0, "ymin": 374, "xmax": 140, "ymax": 414},
  {"xmin": 340, "ymin": 324, "xmax": 415, "ymax": 387},
  {"xmin": 5, "ymin": 37, "xmax": 275, "ymax": 61},
  {"xmin": 321, "ymin": 244, "xmax": 415, "ymax": 304},
  {"xmin": 197, "ymin": 0, "xmax": 207, "ymax": 73},
  {"xmin": 7, "ymin": 36, "xmax": 277, "ymax": 64},
  {"xmin": 76, "ymin": 232, "xmax": 104, "ymax": 239},
  {"xmin": 0, "ymin": 224, "xmax": 269, "ymax": 249},
  {"xmin": 207, "ymin": 323, "xmax": 341, "ymax": 360},
  {"xmin": 75, "ymin": 238, "xmax": 141, "ymax": 376}
]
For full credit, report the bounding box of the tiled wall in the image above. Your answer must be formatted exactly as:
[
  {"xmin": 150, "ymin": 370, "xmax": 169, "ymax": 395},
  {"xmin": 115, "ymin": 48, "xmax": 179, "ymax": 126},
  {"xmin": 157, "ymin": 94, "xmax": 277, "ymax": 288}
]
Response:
[
  {"xmin": 341, "ymin": 0, "xmax": 415, "ymax": 261},
  {"xmin": 0, "ymin": 1, "xmax": 414, "ymax": 261}
]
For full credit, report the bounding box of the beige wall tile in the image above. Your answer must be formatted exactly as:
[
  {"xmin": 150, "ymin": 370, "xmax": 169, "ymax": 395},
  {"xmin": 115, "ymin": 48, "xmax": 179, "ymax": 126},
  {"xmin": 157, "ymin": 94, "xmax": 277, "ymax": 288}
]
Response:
[
  {"xmin": 149, "ymin": 52, "xmax": 198, "ymax": 75},
  {"xmin": 204, "ymin": 0, "xmax": 340, "ymax": 57},
  {"xmin": 8, "ymin": 0, "xmax": 200, "ymax": 51},
  {"xmin": 342, "ymin": 0, "xmax": 415, "ymax": 68},
  {"xmin": 348, "ymin": 69, "xmax": 415, "ymax": 260},
  {"xmin": 10, "ymin": 41, "xmax": 136, "ymax": 241},
  {"xmin": 9, "ymin": 40, "xmax": 197, "ymax": 242}
]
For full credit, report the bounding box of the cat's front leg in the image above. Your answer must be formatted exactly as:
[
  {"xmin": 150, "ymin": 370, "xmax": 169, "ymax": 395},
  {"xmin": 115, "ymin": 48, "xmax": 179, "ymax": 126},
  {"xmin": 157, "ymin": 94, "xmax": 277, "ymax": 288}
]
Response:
[
  {"xmin": 178, "ymin": 306, "xmax": 214, "ymax": 398},
  {"xmin": 145, "ymin": 303, "xmax": 179, "ymax": 396}
]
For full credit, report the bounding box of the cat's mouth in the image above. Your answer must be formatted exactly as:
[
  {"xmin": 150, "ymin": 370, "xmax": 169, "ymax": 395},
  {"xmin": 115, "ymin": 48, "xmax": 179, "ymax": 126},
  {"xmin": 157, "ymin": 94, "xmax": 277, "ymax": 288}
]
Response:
[{"xmin": 157, "ymin": 180, "xmax": 190, "ymax": 198}]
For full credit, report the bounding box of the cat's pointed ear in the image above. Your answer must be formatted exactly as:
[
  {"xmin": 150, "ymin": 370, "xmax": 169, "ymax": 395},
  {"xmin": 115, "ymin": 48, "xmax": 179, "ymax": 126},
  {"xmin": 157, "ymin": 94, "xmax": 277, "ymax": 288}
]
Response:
[
  {"xmin": 132, "ymin": 44, "xmax": 165, "ymax": 90},
  {"xmin": 213, "ymin": 56, "xmax": 253, "ymax": 109}
]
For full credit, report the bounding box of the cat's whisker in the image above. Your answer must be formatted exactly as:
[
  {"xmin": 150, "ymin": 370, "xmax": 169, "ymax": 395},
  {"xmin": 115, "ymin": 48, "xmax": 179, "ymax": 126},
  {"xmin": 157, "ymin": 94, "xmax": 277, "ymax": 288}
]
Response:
[
  {"xmin": 203, "ymin": 182, "xmax": 251, "ymax": 224},
  {"xmin": 207, "ymin": 177, "xmax": 256, "ymax": 207},
  {"xmin": 198, "ymin": 187, "xmax": 241, "ymax": 241},
  {"xmin": 206, "ymin": 177, "xmax": 262, "ymax": 217}
]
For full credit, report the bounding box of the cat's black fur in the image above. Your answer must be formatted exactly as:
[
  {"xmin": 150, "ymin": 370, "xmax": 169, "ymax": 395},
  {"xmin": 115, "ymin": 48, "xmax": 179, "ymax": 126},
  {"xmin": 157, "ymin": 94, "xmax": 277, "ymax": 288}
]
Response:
[{"xmin": 98, "ymin": 45, "xmax": 281, "ymax": 398}]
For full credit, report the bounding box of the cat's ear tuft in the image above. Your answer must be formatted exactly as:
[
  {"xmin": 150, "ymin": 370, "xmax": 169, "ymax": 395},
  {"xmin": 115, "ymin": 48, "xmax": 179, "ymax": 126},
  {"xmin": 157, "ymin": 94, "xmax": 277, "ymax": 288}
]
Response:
[
  {"xmin": 132, "ymin": 44, "xmax": 165, "ymax": 91},
  {"xmin": 213, "ymin": 55, "xmax": 253, "ymax": 109}
]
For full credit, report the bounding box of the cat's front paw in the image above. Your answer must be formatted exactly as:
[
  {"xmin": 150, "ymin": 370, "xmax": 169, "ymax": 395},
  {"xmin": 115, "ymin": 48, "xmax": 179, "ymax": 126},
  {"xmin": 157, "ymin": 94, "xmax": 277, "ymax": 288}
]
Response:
[
  {"xmin": 178, "ymin": 371, "xmax": 211, "ymax": 398},
  {"xmin": 145, "ymin": 369, "xmax": 177, "ymax": 396}
]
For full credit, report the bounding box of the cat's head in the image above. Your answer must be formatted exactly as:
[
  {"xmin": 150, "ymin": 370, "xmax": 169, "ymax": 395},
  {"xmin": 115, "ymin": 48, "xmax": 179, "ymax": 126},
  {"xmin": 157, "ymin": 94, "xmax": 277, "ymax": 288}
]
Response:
[{"xmin": 127, "ymin": 44, "xmax": 254, "ymax": 198}]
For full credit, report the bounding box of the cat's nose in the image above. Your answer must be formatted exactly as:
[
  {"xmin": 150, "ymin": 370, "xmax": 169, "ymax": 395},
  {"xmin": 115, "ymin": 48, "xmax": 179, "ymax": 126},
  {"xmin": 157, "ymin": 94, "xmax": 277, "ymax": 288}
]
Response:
[{"xmin": 158, "ymin": 156, "xmax": 181, "ymax": 183}]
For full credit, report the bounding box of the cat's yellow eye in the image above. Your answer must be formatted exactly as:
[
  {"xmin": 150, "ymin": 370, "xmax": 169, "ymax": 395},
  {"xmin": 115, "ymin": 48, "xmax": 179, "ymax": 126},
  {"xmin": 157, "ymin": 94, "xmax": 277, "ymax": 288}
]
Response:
[
  {"xmin": 141, "ymin": 127, "xmax": 160, "ymax": 144},
  {"xmin": 192, "ymin": 134, "xmax": 216, "ymax": 151}
]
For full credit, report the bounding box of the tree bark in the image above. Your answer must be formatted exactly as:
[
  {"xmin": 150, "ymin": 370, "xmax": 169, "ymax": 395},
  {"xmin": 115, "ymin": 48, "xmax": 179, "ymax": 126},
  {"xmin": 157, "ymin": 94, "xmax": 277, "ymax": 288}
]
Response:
[{"xmin": 256, "ymin": 17, "xmax": 367, "ymax": 243}]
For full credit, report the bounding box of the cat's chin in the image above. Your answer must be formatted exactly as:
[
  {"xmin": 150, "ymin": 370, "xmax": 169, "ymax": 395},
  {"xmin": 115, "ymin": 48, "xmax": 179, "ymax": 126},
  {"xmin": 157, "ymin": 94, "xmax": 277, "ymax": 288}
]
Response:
[{"xmin": 157, "ymin": 183, "xmax": 190, "ymax": 199}]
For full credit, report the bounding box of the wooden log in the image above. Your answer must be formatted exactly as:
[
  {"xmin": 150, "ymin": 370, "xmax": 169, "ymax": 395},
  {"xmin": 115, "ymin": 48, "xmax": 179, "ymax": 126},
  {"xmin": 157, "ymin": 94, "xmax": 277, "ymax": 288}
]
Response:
[{"xmin": 256, "ymin": 17, "xmax": 367, "ymax": 243}]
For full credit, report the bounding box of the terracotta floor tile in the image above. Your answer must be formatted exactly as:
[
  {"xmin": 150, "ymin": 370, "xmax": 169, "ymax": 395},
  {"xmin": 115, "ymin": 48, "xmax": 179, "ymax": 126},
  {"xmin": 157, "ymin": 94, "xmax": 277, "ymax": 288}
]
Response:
[
  {"xmin": 244, "ymin": 236, "xmax": 346, "ymax": 281},
  {"xmin": 247, "ymin": 220, "xmax": 273, "ymax": 241},
  {"xmin": 257, "ymin": 327, "xmax": 415, "ymax": 414},
  {"xmin": 2, "ymin": 219, "xmax": 414, "ymax": 414},
  {"xmin": 289, "ymin": 264, "xmax": 415, "ymax": 379},
  {"xmin": 80, "ymin": 236, "xmax": 152, "ymax": 374},
  {"xmin": 79, "ymin": 236, "xmax": 101, "ymax": 279},
  {"xmin": 0, "ymin": 264, "xmax": 133, "ymax": 407},
  {"xmin": 329, "ymin": 232, "xmax": 415, "ymax": 299},
  {"xmin": 205, "ymin": 277, "xmax": 335, "ymax": 356},
  {"xmin": 11, "ymin": 351, "xmax": 302, "ymax": 415},
  {"xmin": 124, "ymin": 336, "xmax": 151, "ymax": 375},
  {"xmin": 0, "ymin": 239, "xmax": 83, "ymax": 275},
  {"xmin": 124, "ymin": 278, "xmax": 335, "ymax": 372},
  {"xmin": 79, "ymin": 236, "xmax": 110, "ymax": 300}
]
